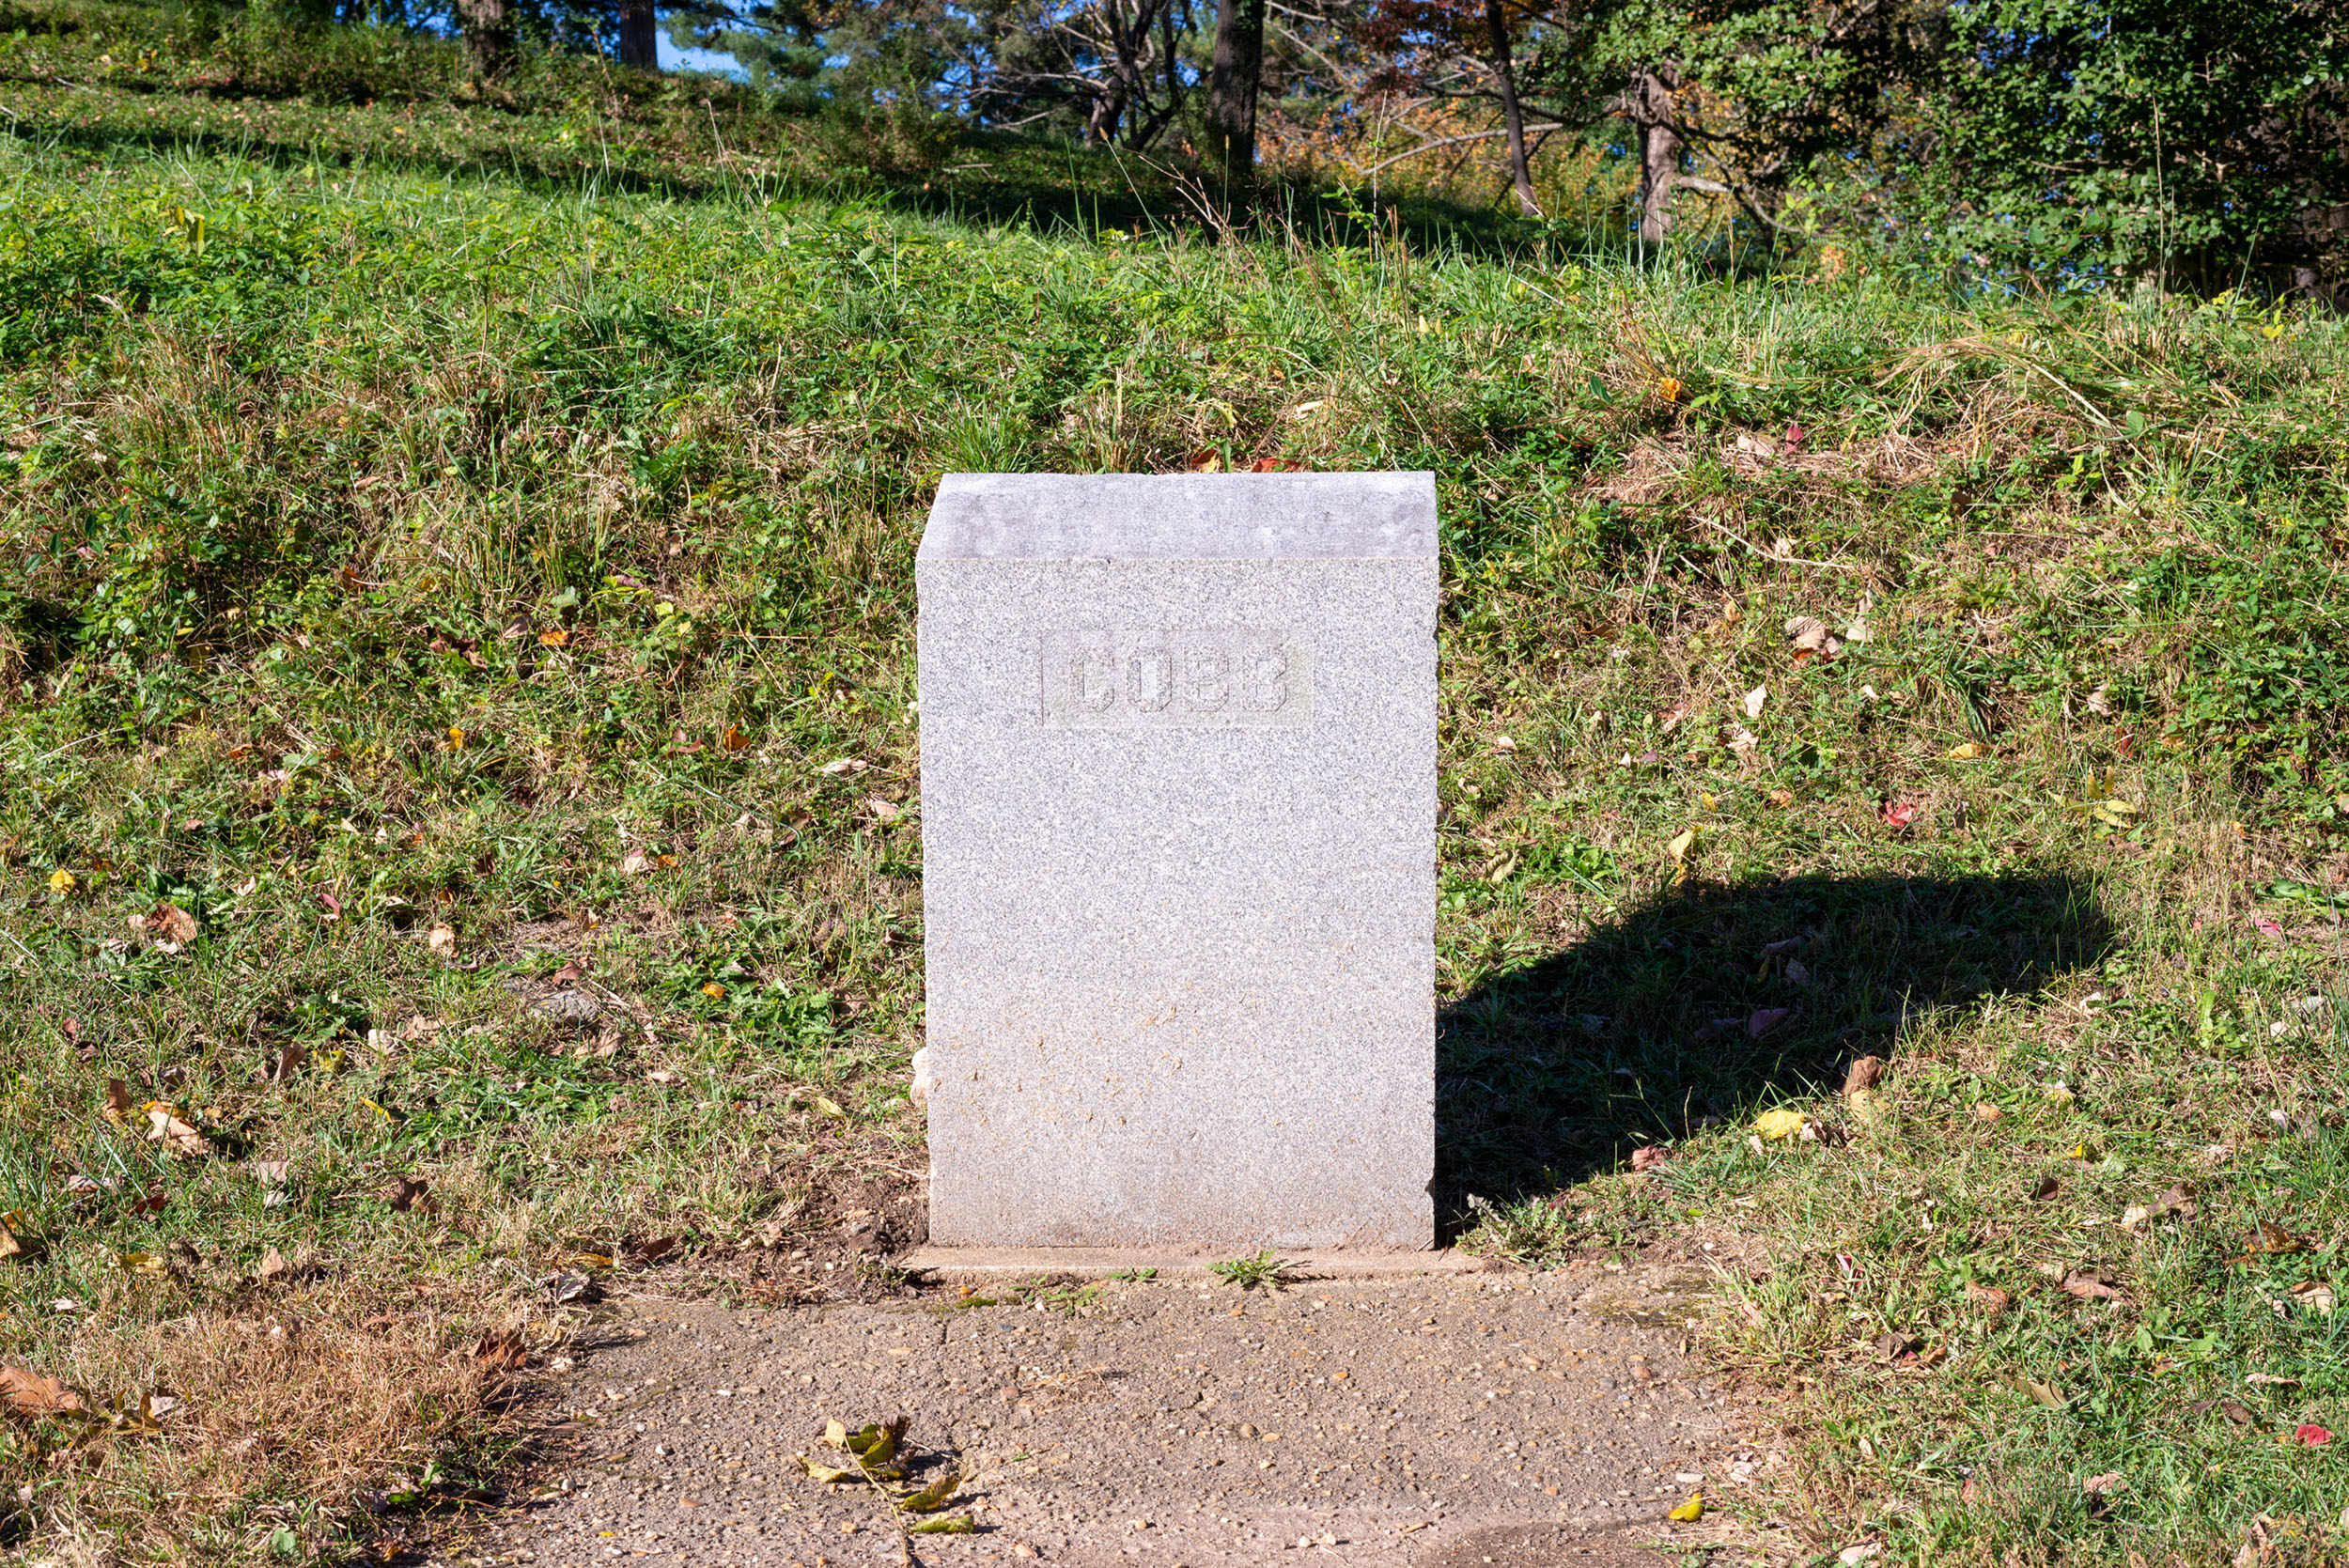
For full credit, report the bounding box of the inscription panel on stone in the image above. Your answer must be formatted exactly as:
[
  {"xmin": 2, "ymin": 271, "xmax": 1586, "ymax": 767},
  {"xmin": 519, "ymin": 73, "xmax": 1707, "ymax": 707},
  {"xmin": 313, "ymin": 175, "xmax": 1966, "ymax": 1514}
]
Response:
[{"xmin": 1039, "ymin": 627, "xmax": 1314, "ymax": 729}]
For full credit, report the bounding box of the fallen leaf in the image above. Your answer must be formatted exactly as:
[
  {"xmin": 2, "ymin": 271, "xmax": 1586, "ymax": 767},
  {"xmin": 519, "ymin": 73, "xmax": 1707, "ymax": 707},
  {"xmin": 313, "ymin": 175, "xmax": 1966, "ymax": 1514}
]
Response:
[
  {"xmin": 1747, "ymin": 1007, "xmax": 1791, "ymax": 1038},
  {"xmin": 537, "ymin": 628, "xmax": 570, "ymax": 646},
  {"xmin": 101, "ymin": 1078, "xmax": 133, "ymax": 1128},
  {"xmin": 817, "ymin": 758, "xmax": 867, "ymax": 776},
  {"xmin": 49, "ymin": 868, "xmax": 76, "ymax": 896},
  {"xmin": 1946, "ymin": 741, "xmax": 1985, "ymax": 760},
  {"xmin": 428, "ymin": 924, "xmax": 458, "ymax": 957},
  {"xmin": 899, "ymin": 1468, "xmax": 961, "ymax": 1512},
  {"xmin": 1668, "ymin": 1492, "xmax": 1703, "ymax": 1522},
  {"xmin": 792, "ymin": 1454, "xmax": 857, "ymax": 1484},
  {"xmin": 1767, "ymin": 787, "xmax": 1794, "ymax": 807},
  {"xmin": 1843, "ymin": 1056, "xmax": 1886, "ymax": 1094},
  {"xmin": 2083, "ymin": 1471, "xmax": 2124, "ymax": 1497},
  {"xmin": 120, "ymin": 1251, "xmax": 169, "ymax": 1278},
  {"xmin": 269, "ymin": 1042, "xmax": 307, "ymax": 1082},
  {"xmin": 1873, "ymin": 1330, "xmax": 1919, "ymax": 1362},
  {"xmin": 722, "ymin": 725, "xmax": 753, "ymax": 753},
  {"xmin": 2245, "ymin": 1222, "xmax": 2310, "ymax": 1256},
  {"xmin": 908, "ymin": 1516, "xmax": 977, "ymax": 1535},
  {"xmin": 2295, "ymin": 1424, "xmax": 2332, "ymax": 1447},
  {"xmin": 811, "ymin": 1095, "xmax": 848, "ymax": 1122},
  {"xmin": 2253, "ymin": 916, "xmax": 2286, "ymax": 941},
  {"xmin": 473, "ymin": 1328, "xmax": 527, "ymax": 1370},
  {"xmin": 1784, "ymin": 616, "xmax": 1829, "ymax": 651},
  {"xmin": 1838, "ymin": 1545, "xmax": 1882, "ymax": 1566},
  {"xmin": 2061, "ymin": 1267, "xmax": 2122, "ymax": 1301},
  {"xmin": 2026, "ymin": 1378, "xmax": 2065, "ymax": 1408},
  {"xmin": 1, "ymin": 1367, "xmax": 88, "ymax": 1419},
  {"xmin": 1754, "ymin": 1108, "xmax": 1811, "ymax": 1141},
  {"xmin": 700, "ymin": 982, "xmax": 726, "ymax": 1000},
  {"xmin": 866, "ymin": 796, "xmax": 902, "ymax": 822},
  {"xmin": 257, "ymin": 1248, "xmax": 290, "ymax": 1282},
  {"xmin": 1974, "ymin": 1102, "xmax": 2003, "ymax": 1124},
  {"xmin": 621, "ymin": 849, "xmax": 651, "ymax": 876},
  {"xmin": 1744, "ymin": 685, "xmax": 1767, "ymax": 721},
  {"xmin": 2290, "ymin": 1281, "xmax": 2336, "ymax": 1315},
  {"xmin": 2219, "ymin": 1398, "xmax": 2255, "ymax": 1426},
  {"xmin": 1881, "ymin": 800, "xmax": 1921, "ymax": 830},
  {"xmin": 0, "ymin": 1211, "xmax": 37, "ymax": 1263},
  {"xmin": 1666, "ymin": 829, "xmax": 1695, "ymax": 862},
  {"xmin": 144, "ymin": 1105, "xmax": 212, "ymax": 1158},
  {"xmin": 2029, "ymin": 1175, "xmax": 2060, "ymax": 1203},
  {"xmin": 148, "ymin": 902, "xmax": 198, "ymax": 945},
  {"xmin": 1630, "ymin": 1146, "xmax": 1671, "ymax": 1173},
  {"xmin": 385, "ymin": 1175, "xmax": 429, "ymax": 1213},
  {"xmin": 1965, "ymin": 1282, "xmax": 2012, "ymax": 1317}
]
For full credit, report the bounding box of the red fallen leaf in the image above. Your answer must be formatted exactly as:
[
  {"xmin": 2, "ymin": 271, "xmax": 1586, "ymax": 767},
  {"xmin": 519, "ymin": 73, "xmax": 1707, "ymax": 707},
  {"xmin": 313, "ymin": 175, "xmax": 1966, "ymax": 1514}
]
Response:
[
  {"xmin": 319, "ymin": 890, "xmax": 342, "ymax": 921},
  {"xmin": 1630, "ymin": 1146, "xmax": 1671, "ymax": 1173},
  {"xmin": 1747, "ymin": 1008, "xmax": 1791, "ymax": 1039},
  {"xmin": 1791, "ymin": 647, "xmax": 1818, "ymax": 666},
  {"xmin": 671, "ymin": 729, "xmax": 704, "ymax": 754},
  {"xmin": 1186, "ymin": 449, "xmax": 1222, "ymax": 473},
  {"xmin": 1782, "ymin": 423, "xmax": 1805, "ymax": 452},
  {"xmin": 550, "ymin": 960, "xmax": 586, "ymax": 986},
  {"xmin": 131, "ymin": 1187, "xmax": 168, "ymax": 1217},
  {"xmin": 2253, "ymin": 917, "xmax": 2286, "ymax": 940},
  {"xmin": 2113, "ymin": 727, "xmax": 2133, "ymax": 758},
  {"xmin": 2296, "ymin": 1424, "xmax": 2332, "ymax": 1447},
  {"xmin": 1249, "ymin": 458, "xmax": 1306, "ymax": 473},
  {"xmin": 1882, "ymin": 800, "xmax": 1921, "ymax": 829}
]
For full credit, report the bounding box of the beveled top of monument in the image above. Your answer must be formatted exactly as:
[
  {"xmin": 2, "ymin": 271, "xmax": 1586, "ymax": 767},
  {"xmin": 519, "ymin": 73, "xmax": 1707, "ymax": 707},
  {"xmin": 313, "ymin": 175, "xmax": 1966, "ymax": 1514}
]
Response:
[{"xmin": 920, "ymin": 472, "xmax": 1438, "ymax": 561}]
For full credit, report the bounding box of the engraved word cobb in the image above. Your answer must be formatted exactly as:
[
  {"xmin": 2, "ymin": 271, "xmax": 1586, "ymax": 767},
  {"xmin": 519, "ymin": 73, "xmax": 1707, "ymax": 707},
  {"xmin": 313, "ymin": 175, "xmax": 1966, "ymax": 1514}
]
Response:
[{"xmin": 1039, "ymin": 627, "xmax": 1314, "ymax": 729}]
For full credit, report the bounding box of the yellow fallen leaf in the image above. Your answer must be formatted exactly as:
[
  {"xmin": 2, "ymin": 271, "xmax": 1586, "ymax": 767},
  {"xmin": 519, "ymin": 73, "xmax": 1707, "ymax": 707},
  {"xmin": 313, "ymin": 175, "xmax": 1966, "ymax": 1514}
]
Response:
[
  {"xmin": 48, "ymin": 869, "xmax": 75, "ymax": 896},
  {"xmin": 1669, "ymin": 1491, "xmax": 1704, "ymax": 1522},
  {"xmin": 1667, "ymin": 830, "xmax": 1695, "ymax": 861},
  {"xmin": 822, "ymin": 1419, "xmax": 849, "ymax": 1448},
  {"xmin": 898, "ymin": 1468, "xmax": 960, "ymax": 1512},
  {"xmin": 0, "ymin": 1210, "xmax": 35, "ymax": 1262},
  {"xmin": 1754, "ymin": 1109, "xmax": 1812, "ymax": 1141},
  {"xmin": 811, "ymin": 1095, "xmax": 848, "ymax": 1122},
  {"xmin": 121, "ymin": 1251, "xmax": 169, "ymax": 1278},
  {"xmin": 792, "ymin": 1453, "xmax": 856, "ymax": 1483},
  {"xmin": 1946, "ymin": 741, "xmax": 1985, "ymax": 760},
  {"xmin": 909, "ymin": 1515, "xmax": 977, "ymax": 1535}
]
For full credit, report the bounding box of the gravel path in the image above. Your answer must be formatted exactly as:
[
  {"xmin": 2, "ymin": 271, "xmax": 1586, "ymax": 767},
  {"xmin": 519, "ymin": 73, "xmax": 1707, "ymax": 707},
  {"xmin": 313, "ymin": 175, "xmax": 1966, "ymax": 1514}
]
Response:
[{"xmin": 472, "ymin": 1259, "xmax": 1775, "ymax": 1568}]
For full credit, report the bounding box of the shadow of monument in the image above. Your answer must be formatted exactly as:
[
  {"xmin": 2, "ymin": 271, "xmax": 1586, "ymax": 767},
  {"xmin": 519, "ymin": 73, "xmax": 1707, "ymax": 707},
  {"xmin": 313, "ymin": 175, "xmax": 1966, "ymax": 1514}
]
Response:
[{"xmin": 1432, "ymin": 869, "xmax": 2116, "ymax": 1230}]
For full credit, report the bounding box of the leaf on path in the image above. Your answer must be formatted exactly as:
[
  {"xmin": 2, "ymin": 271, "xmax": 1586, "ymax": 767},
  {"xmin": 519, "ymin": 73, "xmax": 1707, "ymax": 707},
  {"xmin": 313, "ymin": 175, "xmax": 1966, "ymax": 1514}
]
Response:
[
  {"xmin": 1668, "ymin": 1492, "xmax": 1703, "ymax": 1522},
  {"xmin": 792, "ymin": 1454, "xmax": 857, "ymax": 1484},
  {"xmin": 145, "ymin": 1105, "xmax": 212, "ymax": 1157},
  {"xmin": 908, "ymin": 1515, "xmax": 977, "ymax": 1535},
  {"xmin": 1, "ymin": 1367, "xmax": 88, "ymax": 1419},
  {"xmin": 899, "ymin": 1469, "xmax": 960, "ymax": 1512},
  {"xmin": 1753, "ymin": 1108, "xmax": 1811, "ymax": 1141}
]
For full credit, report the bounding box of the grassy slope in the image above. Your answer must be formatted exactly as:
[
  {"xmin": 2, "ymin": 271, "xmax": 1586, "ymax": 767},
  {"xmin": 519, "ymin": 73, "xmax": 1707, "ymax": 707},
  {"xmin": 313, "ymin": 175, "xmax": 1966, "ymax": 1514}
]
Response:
[{"xmin": 4, "ymin": 6, "xmax": 2349, "ymax": 1563}]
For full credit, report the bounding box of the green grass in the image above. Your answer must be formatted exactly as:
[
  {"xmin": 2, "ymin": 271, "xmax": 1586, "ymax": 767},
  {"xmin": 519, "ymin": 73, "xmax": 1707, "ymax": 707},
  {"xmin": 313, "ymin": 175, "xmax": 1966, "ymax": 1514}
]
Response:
[{"xmin": 2, "ymin": 4, "xmax": 2348, "ymax": 1562}]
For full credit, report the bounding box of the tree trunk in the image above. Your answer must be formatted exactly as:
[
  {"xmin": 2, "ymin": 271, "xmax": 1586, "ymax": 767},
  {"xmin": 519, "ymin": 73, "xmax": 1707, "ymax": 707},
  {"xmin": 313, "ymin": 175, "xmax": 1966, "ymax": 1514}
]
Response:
[
  {"xmin": 1483, "ymin": 0, "xmax": 1540, "ymax": 217},
  {"xmin": 1630, "ymin": 68, "xmax": 1681, "ymax": 244},
  {"xmin": 1205, "ymin": 0, "xmax": 1266, "ymax": 182},
  {"xmin": 618, "ymin": 0, "xmax": 659, "ymax": 70},
  {"xmin": 457, "ymin": 0, "xmax": 510, "ymax": 76}
]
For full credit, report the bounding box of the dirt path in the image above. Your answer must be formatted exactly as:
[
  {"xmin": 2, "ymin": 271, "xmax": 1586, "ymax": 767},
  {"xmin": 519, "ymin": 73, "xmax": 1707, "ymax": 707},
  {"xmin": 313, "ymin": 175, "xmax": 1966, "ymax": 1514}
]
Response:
[{"xmin": 470, "ymin": 1253, "xmax": 1781, "ymax": 1568}]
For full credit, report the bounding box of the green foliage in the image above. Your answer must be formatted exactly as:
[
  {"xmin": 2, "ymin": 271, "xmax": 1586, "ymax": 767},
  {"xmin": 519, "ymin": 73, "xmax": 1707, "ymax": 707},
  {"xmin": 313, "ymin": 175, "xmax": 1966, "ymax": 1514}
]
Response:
[{"xmin": 1922, "ymin": 0, "xmax": 2349, "ymax": 291}]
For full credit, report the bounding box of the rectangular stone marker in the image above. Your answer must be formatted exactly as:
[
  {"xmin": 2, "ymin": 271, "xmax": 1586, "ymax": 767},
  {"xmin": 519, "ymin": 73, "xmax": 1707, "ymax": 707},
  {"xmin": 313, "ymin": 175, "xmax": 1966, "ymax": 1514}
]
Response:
[{"xmin": 917, "ymin": 472, "xmax": 1437, "ymax": 1250}]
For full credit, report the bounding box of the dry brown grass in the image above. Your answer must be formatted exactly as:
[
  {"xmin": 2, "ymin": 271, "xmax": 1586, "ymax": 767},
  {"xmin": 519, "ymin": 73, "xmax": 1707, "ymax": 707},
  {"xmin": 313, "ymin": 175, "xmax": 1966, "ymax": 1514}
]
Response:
[{"xmin": 5, "ymin": 1283, "xmax": 518, "ymax": 1562}]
